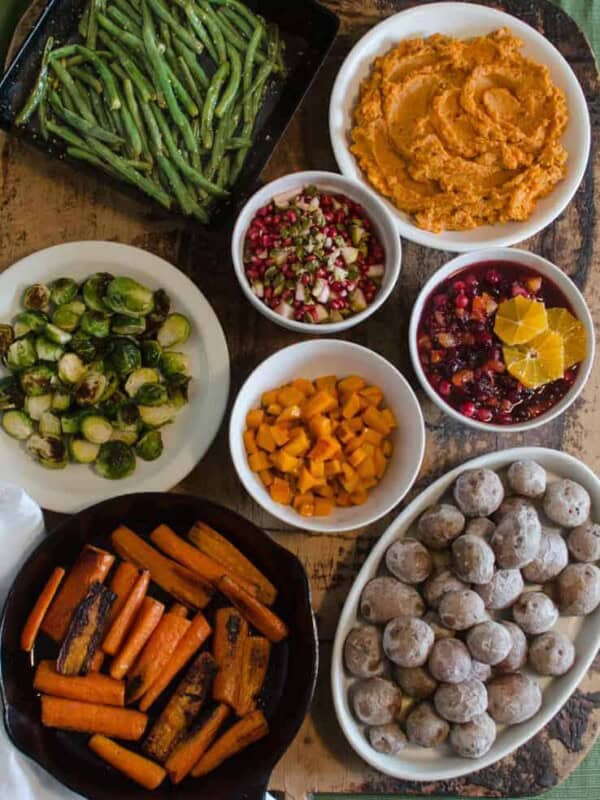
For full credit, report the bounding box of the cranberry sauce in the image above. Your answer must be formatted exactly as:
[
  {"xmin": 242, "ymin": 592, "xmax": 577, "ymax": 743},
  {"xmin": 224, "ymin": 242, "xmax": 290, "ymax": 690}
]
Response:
[{"xmin": 417, "ymin": 261, "xmax": 578, "ymax": 425}]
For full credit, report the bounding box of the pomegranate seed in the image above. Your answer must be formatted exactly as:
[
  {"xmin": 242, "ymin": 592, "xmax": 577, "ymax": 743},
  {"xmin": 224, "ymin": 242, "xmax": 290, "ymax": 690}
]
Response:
[
  {"xmin": 476, "ymin": 408, "xmax": 493, "ymax": 422},
  {"xmin": 439, "ymin": 380, "xmax": 452, "ymax": 397},
  {"xmin": 460, "ymin": 402, "xmax": 476, "ymax": 417},
  {"xmin": 455, "ymin": 293, "xmax": 469, "ymax": 309}
]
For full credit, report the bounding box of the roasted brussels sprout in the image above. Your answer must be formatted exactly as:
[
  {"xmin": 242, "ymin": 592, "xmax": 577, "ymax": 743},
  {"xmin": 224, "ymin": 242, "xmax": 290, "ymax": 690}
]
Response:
[
  {"xmin": 58, "ymin": 353, "xmax": 86, "ymax": 384},
  {"xmin": 81, "ymin": 414, "xmax": 113, "ymax": 444},
  {"xmin": 0, "ymin": 376, "xmax": 24, "ymax": 411},
  {"xmin": 116, "ymin": 403, "xmax": 141, "ymax": 429},
  {"xmin": 13, "ymin": 311, "xmax": 47, "ymax": 338},
  {"xmin": 26, "ymin": 434, "xmax": 67, "ymax": 469},
  {"xmin": 24, "ymin": 394, "xmax": 52, "ymax": 420},
  {"xmin": 19, "ymin": 364, "xmax": 55, "ymax": 397},
  {"xmin": 82, "ymin": 272, "xmax": 113, "ymax": 312},
  {"xmin": 70, "ymin": 331, "xmax": 98, "ymax": 363},
  {"xmin": 160, "ymin": 351, "xmax": 191, "ymax": 381},
  {"xmin": 109, "ymin": 338, "xmax": 142, "ymax": 377},
  {"xmin": 0, "ymin": 324, "xmax": 14, "ymax": 355},
  {"xmin": 68, "ymin": 437, "xmax": 100, "ymax": 464},
  {"xmin": 80, "ymin": 310, "xmax": 111, "ymax": 339},
  {"xmin": 35, "ymin": 336, "xmax": 64, "ymax": 362},
  {"xmin": 145, "ymin": 289, "xmax": 170, "ymax": 336},
  {"xmin": 141, "ymin": 340, "xmax": 162, "ymax": 368},
  {"xmin": 75, "ymin": 372, "xmax": 108, "ymax": 407},
  {"xmin": 51, "ymin": 389, "xmax": 72, "ymax": 412},
  {"xmin": 22, "ymin": 284, "xmax": 50, "ymax": 312},
  {"xmin": 49, "ymin": 277, "xmax": 78, "ymax": 306},
  {"xmin": 95, "ymin": 440, "xmax": 136, "ymax": 479},
  {"xmin": 51, "ymin": 300, "xmax": 86, "ymax": 332},
  {"xmin": 2, "ymin": 410, "xmax": 34, "ymax": 440},
  {"xmin": 6, "ymin": 337, "xmax": 37, "ymax": 370},
  {"xmin": 101, "ymin": 370, "xmax": 119, "ymax": 402},
  {"xmin": 138, "ymin": 404, "xmax": 176, "ymax": 428},
  {"xmin": 168, "ymin": 376, "xmax": 191, "ymax": 409},
  {"xmin": 45, "ymin": 323, "xmax": 72, "ymax": 346},
  {"xmin": 100, "ymin": 389, "xmax": 127, "ymax": 420},
  {"xmin": 136, "ymin": 383, "xmax": 169, "ymax": 406},
  {"xmin": 157, "ymin": 314, "xmax": 191, "ymax": 348},
  {"xmin": 136, "ymin": 430, "xmax": 164, "ymax": 461},
  {"xmin": 125, "ymin": 367, "xmax": 159, "ymax": 398},
  {"xmin": 61, "ymin": 410, "xmax": 82, "ymax": 434},
  {"xmin": 39, "ymin": 410, "xmax": 62, "ymax": 437},
  {"xmin": 111, "ymin": 428, "xmax": 140, "ymax": 446},
  {"xmin": 111, "ymin": 314, "xmax": 146, "ymax": 336},
  {"xmin": 104, "ymin": 277, "xmax": 154, "ymax": 317}
]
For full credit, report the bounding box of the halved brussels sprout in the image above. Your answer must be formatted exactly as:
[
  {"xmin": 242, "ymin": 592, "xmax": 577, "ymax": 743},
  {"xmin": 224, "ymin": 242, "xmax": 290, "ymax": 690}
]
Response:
[
  {"xmin": 141, "ymin": 340, "xmax": 162, "ymax": 368},
  {"xmin": 45, "ymin": 323, "xmax": 72, "ymax": 346},
  {"xmin": 82, "ymin": 272, "xmax": 113, "ymax": 312},
  {"xmin": 81, "ymin": 414, "xmax": 113, "ymax": 444},
  {"xmin": 101, "ymin": 370, "xmax": 119, "ymax": 402},
  {"xmin": 135, "ymin": 383, "xmax": 168, "ymax": 406},
  {"xmin": 26, "ymin": 434, "xmax": 67, "ymax": 469},
  {"xmin": 51, "ymin": 300, "xmax": 86, "ymax": 332},
  {"xmin": 145, "ymin": 289, "xmax": 171, "ymax": 337},
  {"xmin": 168, "ymin": 376, "xmax": 191, "ymax": 409},
  {"xmin": 61, "ymin": 410, "xmax": 82, "ymax": 434},
  {"xmin": 70, "ymin": 331, "xmax": 98, "ymax": 363},
  {"xmin": 20, "ymin": 364, "xmax": 55, "ymax": 397},
  {"xmin": 23, "ymin": 284, "xmax": 50, "ymax": 313},
  {"xmin": 68, "ymin": 437, "xmax": 100, "ymax": 464},
  {"xmin": 0, "ymin": 323, "xmax": 14, "ymax": 356},
  {"xmin": 125, "ymin": 367, "xmax": 159, "ymax": 398},
  {"xmin": 136, "ymin": 430, "xmax": 163, "ymax": 461},
  {"xmin": 50, "ymin": 277, "xmax": 79, "ymax": 306},
  {"xmin": 39, "ymin": 410, "xmax": 62, "ymax": 437},
  {"xmin": 6, "ymin": 337, "xmax": 37, "ymax": 371},
  {"xmin": 80, "ymin": 310, "xmax": 111, "ymax": 338},
  {"xmin": 35, "ymin": 336, "xmax": 64, "ymax": 362},
  {"xmin": 100, "ymin": 389, "xmax": 127, "ymax": 420},
  {"xmin": 111, "ymin": 314, "xmax": 146, "ymax": 336},
  {"xmin": 116, "ymin": 403, "xmax": 141, "ymax": 429},
  {"xmin": 104, "ymin": 277, "xmax": 154, "ymax": 317},
  {"xmin": 157, "ymin": 314, "xmax": 191, "ymax": 348},
  {"xmin": 110, "ymin": 428, "xmax": 139, "ymax": 446},
  {"xmin": 13, "ymin": 311, "xmax": 48, "ymax": 339},
  {"xmin": 0, "ymin": 376, "xmax": 24, "ymax": 411},
  {"xmin": 75, "ymin": 372, "xmax": 108, "ymax": 406},
  {"xmin": 160, "ymin": 351, "xmax": 191, "ymax": 381},
  {"xmin": 2, "ymin": 410, "xmax": 34, "ymax": 440},
  {"xmin": 51, "ymin": 389, "xmax": 72, "ymax": 412},
  {"xmin": 24, "ymin": 394, "xmax": 52, "ymax": 421},
  {"xmin": 58, "ymin": 353, "xmax": 86, "ymax": 384},
  {"xmin": 95, "ymin": 441, "xmax": 136, "ymax": 479},
  {"xmin": 109, "ymin": 338, "xmax": 142, "ymax": 377},
  {"xmin": 138, "ymin": 404, "xmax": 176, "ymax": 428}
]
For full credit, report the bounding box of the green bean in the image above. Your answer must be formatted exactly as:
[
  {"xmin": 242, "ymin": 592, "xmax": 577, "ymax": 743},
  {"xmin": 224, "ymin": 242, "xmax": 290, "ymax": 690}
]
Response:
[
  {"xmin": 49, "ymin": 59, "xmax": 95, "ymax": 123},
  {"xmin": 124, "ymin": 78, "xmax": 153, "ymax": 162},
  {"xmin": 171, "ymin": 1, "xmax": 217, "ymax": 63},
  {"xmin": 209, "ymin": 6, "xmax": 247, "ymax": 52},
  {"xmin": 89, "ymin": 87, "xmax": 113, "ymax": 130},
  {"xmin": 110, "ymin": 61, "xmax": 128, "ymax": 82},
  {"xmin": 267, "ymin": 23, "xmax": 285, "ymax": 73},
  {"xmin": 96, "ymin": 12, "xmax": 144, "ymax": 53},
  {"xmin": 177, "ymin": 56, "xmax": 204, "ymax": 108},
  {"xmin": 201, "ymin": 61, "xmax": 229, "ymax": 149},
  {"xmin": 208, "ymin": 0, "xmax": 264, "ymax": 32},
  {"xmin": 65, "ymin": 51, "xmax": 111, "ymax": 67},
  {"xmin": 113, "ymin": 0, "xmax": 142, "ymax": 25},
  {"xmin": 156, "ymin": 154, "xmax": 195, "ymax": 216},
  {"xmin": 123, "ymin": 160, "xmax": 153, "ymax": 171},
  {"xmin": 140, "ymin": 103, "xmax": 164, "ymax": 156},
  {"xmin": 87, "ymin": 0, "xmax": 105, "ymax": 49},
  {"xmin": 67, "ymin": 145, "xmax": 120, "ymax": 176},
  {"xmin": 79, "ymin": 5, "xmax": 90, "ymax": 39},
  {"xmin": 116, "ymin": 88, "xmax": 143, "ymax": 157},
  {"xmin": 59, "ymin": 85, "xmax": 77, "ymax": 114},
  {"xmin": 243, "ymin": 25, "xmax": 263, "ymax": 94},
  {"xmin": 111, "ymin": 107, "xmax": 126, "ymax": 137},
  {"xmin": 145, "ymin": 0, "xmax": 204, "ymax": 56},
  {"xmin": 38, "ymin": 95, "xmax": 49, "ymax": 139},
  {"xmin": 216, "ymin": 44, "xmax": 241, "ymax": 119},
  {"xmin": 164, "ymin": 61, "xmax": 199, "ymax": 117},
  {"xmin": 206, "ymin": 110, "xmax": 229, "ymax": 180},
  {"xmin": 106, "ymin": 6, "xmax": 142, "ymax": 36},
  {"xmin": 51, "ymin": 45, "xmax": 122, "ymax": 110},
  {"xmin": 49, "ymin": 91, "xmax": 125, "ymax": 145},
  {"xmin": 16, "ymin": 35, "xmax": 54, "ymax": 126},
  {"xmin": 193, "ymin": 0, "xmax": 227, "ymax": 62},
  {"xmin": 173, "ymin": 36, "xmax": 209, "ymax": 90},
  {"xmin": 217, "ymin": 153, "xmax": 230, "ymax": 188},
  {"xmin": 97, "ymin": 31, "xmax": 154, "ymax": 103},
  {"xmin": 227, "ymin": 136, "xmax": 252, "ymax": 149},
  {"xmin": 46, "ymin": 118, "xmax": 88, "ymax": 149},
  {"xmin": 70, "ymin": 65, "xmax": 102, "ymax": 94},
  {"xmin": 221, "ymin": 6, "xmax": 252, "ymax": 39}
]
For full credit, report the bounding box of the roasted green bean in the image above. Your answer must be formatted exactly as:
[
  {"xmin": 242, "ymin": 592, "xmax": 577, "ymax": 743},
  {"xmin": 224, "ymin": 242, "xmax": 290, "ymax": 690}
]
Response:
[
  {"xmin": 216, "ymin": 44, "xmax": 241, "ymax": 119},
  {"xmin": 49, "ymin": 91, "xmax": 124, "ymax": 145},
  {"xmin": 201, "ymin": 61, "xmax": 230, "ymax": 148},
  {"xmin": 16, "ymin": 36, "xmax": 54, "ymax": 126}
]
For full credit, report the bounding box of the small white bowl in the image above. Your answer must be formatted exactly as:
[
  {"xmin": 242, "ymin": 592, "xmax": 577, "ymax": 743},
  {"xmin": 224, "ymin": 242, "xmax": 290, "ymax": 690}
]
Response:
[
  {"xmin": 231, "ymin": 171, "xmax": 401, "ymax": 333},
  {"xmin": 229, "ymin": 340, "xmax": 425, "ymax": 533},
  {"xmin": 408, "ymin": 248, "xmax": 595, "ymax": 433},
  {"xmin": 329, "ymin": 2, "xmax": 591, "ymax": 252}
]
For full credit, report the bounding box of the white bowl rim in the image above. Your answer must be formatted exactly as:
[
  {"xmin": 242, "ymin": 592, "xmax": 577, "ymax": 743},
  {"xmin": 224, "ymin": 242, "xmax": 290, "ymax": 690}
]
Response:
[
  {"xmin": 230, "ymin": 170, "xmax": 402, "ymax": 333},
  {"xmin": 408, "ymin": 247, "xmax": 596, "ymax": 433},
  {"xmin": 331, "ymin": 445, "xmax": 600, "ymax": 781},
  {"xmin": 228, "ymin": 338, "xmax": 426, "ymax": 532},
  {"xmin": 329, "ymin": 1, "xmax": 592, "ymax": 253}
]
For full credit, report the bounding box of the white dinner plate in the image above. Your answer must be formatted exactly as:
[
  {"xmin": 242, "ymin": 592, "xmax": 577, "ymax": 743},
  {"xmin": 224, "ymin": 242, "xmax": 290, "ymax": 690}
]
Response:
[{"xmin": 0, "ymin": 242, "xmax": 230, "ymax": 513}]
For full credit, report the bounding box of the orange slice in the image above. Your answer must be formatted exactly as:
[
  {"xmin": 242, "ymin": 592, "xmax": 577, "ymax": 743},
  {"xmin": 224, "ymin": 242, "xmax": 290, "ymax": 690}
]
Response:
[
  {"xmin": 494, "ymin": 296, "xmax": 548, "ymax": 345},
  {"xmin": 503, "ymin": 330, "xmax": 565, "ymax": 389},
  {"xmin": 546, "ymin": 307, "xmax": 586, "ymax": 368}
]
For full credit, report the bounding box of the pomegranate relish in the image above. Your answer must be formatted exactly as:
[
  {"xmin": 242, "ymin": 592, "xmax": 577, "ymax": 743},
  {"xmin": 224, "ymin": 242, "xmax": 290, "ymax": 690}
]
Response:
[
  {"xmin": 243, "ymin": 185, "xmax": 385, "ymax": 324},
  {"xmin": 417, "ymin": 261, "xmax": 587, "ymax": 425}
]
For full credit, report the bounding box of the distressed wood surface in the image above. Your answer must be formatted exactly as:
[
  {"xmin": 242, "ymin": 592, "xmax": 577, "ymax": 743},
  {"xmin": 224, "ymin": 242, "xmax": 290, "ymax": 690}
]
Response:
[{"xmin": 2, "ymin": 0, "xmax": 599, "ymax": 797}]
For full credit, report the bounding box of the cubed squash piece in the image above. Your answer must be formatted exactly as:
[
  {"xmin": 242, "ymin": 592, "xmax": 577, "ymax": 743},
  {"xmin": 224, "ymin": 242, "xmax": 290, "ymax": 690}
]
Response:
[
  {"xmin": 309, "ymin": 436, "xmax": 341, "ymax": 462},
  {"xmin": 246, "ymin": 409, "xmax": 264, "ymax": 429},
  {"xmin": 325, "ymin": 459, "xmax": 342, "ymax": 477},
  {"xmin": 360, "ymin": 385, "xmax": 384, "ymax": 407},
  {"xmin": 298, "ymin": 466, "xmax": 319, "ymax": 494},
  {"xmin": 364, "ymin": 427, "xmax": 383, "ymax": 446},
  {"xmin": 270, "ymin": 450, "xmax": 299, "ymax": 473},
  {"xmin": 314, "ymin": 483, "xmax": 334, "ymax": 498},
  {"xmin": 382, "ymin": 440, "xmax": 393, "ymax": 457},
  {"xmin": 309, "ymin": 460, "xmax": 325, "ymax": 479},
  {"xmin": 256, "ymin": 423, "xmax": 276, "ymax": 453},
  {"xmin": 309, "ymin": 414, "xmax": 332, "ymax": 438},
  {"xmin": 271, "ymin": 423, "xmax": 291, "ymax": 447},
  {"xmin": 374, "ymin": 447, "xmax": 388, "ymax": 478},
  {"xmin": 314, "ymin": 497, "xmax": 333, "ymax": 516},
  {"xmin": 340, "ymin": 463, "xmax": 359, "ymax": 493},
  {"xmin": 381, "ymin": 408, "xmax": 397, "ymax": 429},
  {"xmin": 302, "ymin": 390, "xmax": 337, "ymax": 420},
  {"xmin": 270, "ymin": 477, "xmax": 291, "ymax": 505},
  {"xmin": 338, "ymin": 375, "xmax": 366, "ymax": 394},
  {"xmin": 292, "ymin": 378, "xmax": 315, "ymax": 396},
  {"xmin": 348, "ymin": 417, "xmax": 364, "ymax": 432},
  {"xmin": 293, "ymin": 492, "xmax": 314, "ymax": 511},
  {"xmin": 362, "ymin": 442, "xmax": 376, "ymax": 458},
  {"xmin": 261, "ymin": 389, "xmax": 279, "ymax": 407},
  {"xmin": 315, "ymin": 375, "xmax": 337, "ymax": 393},
  {"xmin": 361, "ymin": 476, "xmax": 379, "ymax": 490},
  {"xmin": 283, "ymin": 428, "xmax": 310, "ymax": 456},
  {"xmin": 299, "ymin": 500, "xmax": 315, "ymax": 517},
  {"xmin": 277, "ymin": 386, "xmax": 305, "ymax": 407},
  {"xmin": 266, "ymin": 403, "xmax": 282, "ymax": 416},
  {"xmin": 346, "ymin": 434, "xmax": 366, "ymax": 455},
  {"xmin": 259, "ymin": 469, "xmax": 274, "ymax": 487},
  {"xmin": 248, "ymin": 451, "xmax": 270, "ymax": 472},
  {"xmin": 362, "ymin": 405, "xmax": 391, "ymax": 435},
  {"xmin": 277, "ymin": 405, "xmax": 302, "ymax": 423},
  {"xmin": 336, "ymin": 422, "xmax": 354, "ymax": 444},
  {"xmin": 342, "ymin": 393, "xmax": 362, "ymax": 420},
  {"xmin": 357, "ymin": 455, "xmax": 376, "ymax": 480},
  {"xmin": 243, "ymin": 429, "xmax": 258, "ymax": 455},
  {"xmin": 336, "ymin": 490, "xmax": 352, "ymax": 507},
  {"xmin": 350, "ymin": 488, "xmax": 369, "ymax": 505},
  {"xmin": 348, "ymin": 447, "xmax": 368, "ymax": 468}
]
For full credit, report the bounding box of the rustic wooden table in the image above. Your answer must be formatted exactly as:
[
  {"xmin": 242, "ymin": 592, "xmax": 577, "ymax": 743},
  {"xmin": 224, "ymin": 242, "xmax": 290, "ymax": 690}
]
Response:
[{"xmin": 2, "ymin": 0, "xmax": 599, "ymax": 797}]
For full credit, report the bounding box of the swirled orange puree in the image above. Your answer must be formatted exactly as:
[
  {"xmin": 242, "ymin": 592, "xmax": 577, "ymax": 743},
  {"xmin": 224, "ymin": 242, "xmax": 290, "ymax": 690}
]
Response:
[{"xmin": 350, "ymin": 29, "xmax": 568, "ymax": 232}]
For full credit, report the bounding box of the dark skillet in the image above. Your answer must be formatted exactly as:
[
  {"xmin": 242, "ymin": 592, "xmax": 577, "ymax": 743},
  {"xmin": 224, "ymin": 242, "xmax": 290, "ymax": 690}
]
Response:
[{"xmin": 0, "ymin": 493, "xmax": 318, "ymax": 800}]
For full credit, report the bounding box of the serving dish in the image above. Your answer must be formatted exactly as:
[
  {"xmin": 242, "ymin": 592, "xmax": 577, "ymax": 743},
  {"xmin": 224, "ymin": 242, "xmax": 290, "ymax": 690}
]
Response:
[
  {"xmin": 331, "ymin": 446, "xmax": 600, "ymax": 781},
  {"xmin": 229, "ymin": 339, "xmax": 425, "ymax": 533},
  {"xmin": 0, "ymin": 491, "xmax": 318, "ymax": 800},
  {"xmin": 329, "ymin": 2, "xmax": 591, "ymax": 252},
  {"xmin": 0, "ymin": 241, "xmax": 230, "ymax": 513},
  {"xmin": 409, "ymin": 248, "xmax": 595, "ymax": 432}
]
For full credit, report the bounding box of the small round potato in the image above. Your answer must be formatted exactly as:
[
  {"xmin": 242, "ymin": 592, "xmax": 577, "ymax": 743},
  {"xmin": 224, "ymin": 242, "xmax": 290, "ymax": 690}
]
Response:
[
  {"xmin": 367, "ymin": 723, "xmax": 407, "ymax": 754},
  {"xmin": 428, "ymin": 638, "xmax": 472, "ymax": 684},
  {"xmin": 466, "ymin": 621, "xmax": 512, "ymax": 665},
  {"xmin": 423, "ymin": 610, "xmax": 456, "ymax": 639},
  {"xmin": 423, "ymin": 569, "xmax": 468, "ymax": 610},
  {"xmin": 438, "ymin": 589, "xmax": 486, "ymax": 631},
  {"xmin": 476, "ymin": 568, "xmax": 524, "ymax": 610},
  {"xmin": 383, "ymin": 617, "xmax": 434, "ymax": 667},
  {"xmin": 344, "ymin": 625, "xmax": 386, "ymax": 678},
  {"xmin": 568, "ymin": 522, "xmax": 600, "ymax": 563},
  {"xmin": 418, "ymin": 504, "xmax": 466, "ymax": 549},
  {"xmin": 351, "ymin": 677, "xmax": 403, "ymax": 726},
  {"xmin": 491, "ymin": 506, "xmax": 542, "ymax": 569},
  {"xmin": 495, "ymin": 622, "xmax": 528, "ymax": 674},
  {"xmin": 360, "ymin": 576, "xmax": 424, "ymax": 624},
  {"xmin": 434, "ymin": 678, "xmax": 488, "ymax": 723},
  {"xmin": 450, "ymin": 712, "xmax": 496, "ymax": 759},
  {"xmin": 395, "ymin": 666, "xmax": 438, "ymax": 699},
  {"xmin": 522, "ymin": 529, "xmax": 569, "ymax": 584},
  {"xmin": 494, "ymin": 496, "xmax": 535, "ymax": 521},
  {"xmin": 544, "ymin": 479, "xmax": 591, "ymax": 528},
  {"xmin": 454, "ymin": 469, "xmax": 505, "ymax": 517},
  {"xmin": 507, "ymin": 460, "xmax": 547, "ymax": 498},
  {"xmin": 469, "ymin": 660, "xmax": 492, "ymax": 683},
  {"xmin": 529, "ymin": 631, "xmax": 575, "ymax": 676},
  {"xmin": 386, "ymin": 539, "xmax": 432, "ymax": 584},
  {"xmin": 466, "ymin": 517, "xmax": 496, "ymax": 538},
  {"xmin": 406, "ymin": 702, "xmax": 449, "ymax": 747},
  {"xmin": 487, "ymin": 673, "xmax": 542, "ymax": 725},
  {"xmin": 557, "ymin": 563, "xmax": 600, "ymax": 615},
  {"xmin": 451, "ymin": 534, "xmax": 495, "ymax": 584},
  {"xmin": 512, "ymin": 591, "xmax": 558, "ymax": 634}
]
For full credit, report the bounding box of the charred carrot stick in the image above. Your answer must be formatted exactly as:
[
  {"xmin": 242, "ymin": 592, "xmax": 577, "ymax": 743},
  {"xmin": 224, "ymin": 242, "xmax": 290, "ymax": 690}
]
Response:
[
  {"xmin": 165, "ymin": 704, "xmax": 229, "ymax": 784},
  {"xmin": 126, "ymin": 611, "xmax": 190, "ymax": 703},
  {"xmin": 102, "ymin": 570, "xmax": 150, "ymax": 656},
  {"xmin": 191, "ymin": 710, "xmax": 269, "ymax": 777},
  {"xmin": 217, "ymin": 576, "xmax": 289, "ymax": 643},
  {"xmin": 21, "ymin": 567, "xmax": 65, "ymax": 652},
  {"xmin": 188, "ymin": 522, "xmax": 277, "ymax": 605},
  {"xmin": 235, "ymin": 637, "xmax": 271, "ymax": 716},
  {"xmin": 42, "ymin": 546, "xmax": 115, "ymax": 642},
  {"xmin": 89, "ymin": 735, "xmax": 166, "ymax": 790},
  {"xmin": 106, "ymin": 562, "xmax": 139, "ymax": 627},
  {"xmin": 212, "ymin": 608, "xmax": 248, "ymax": 708},
  {"xmin": 89, "ymin": 650, "xmax": 105, "ymax": 672},
  {"xmin": 41, "ymin": 696, "xmax": 147, "ymax": 740},
  {"xmin": 111, "ymin": 526, "xmax": 212, "ymax": 609},
  {"xmin": 110, "ymin": 597, "xmax": 164, "ymax": 681},
  {"xmin": 57, "ymin": 583, "xmax": 116, "ymax": 675},
  {"xmin": 34, "ymin": 660, "xmax": 125, "ymax": 706},
  {"xmin": 139, "ymin": 612, "xmax": 211, "ymax": 712}
]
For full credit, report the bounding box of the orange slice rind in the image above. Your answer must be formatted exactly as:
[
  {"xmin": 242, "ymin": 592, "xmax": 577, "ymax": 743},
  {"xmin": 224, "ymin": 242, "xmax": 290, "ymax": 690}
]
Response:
[
  {"xmin": 546, "ymin": 307, "xmax": 586, "ymax": 368},
  {"xmin": 494, "ymin": 296, "xmax": 548, "ymax": 345},
  {"xmin": 503, "ymin": 329, "xmax": 565, "ymax": 389}
]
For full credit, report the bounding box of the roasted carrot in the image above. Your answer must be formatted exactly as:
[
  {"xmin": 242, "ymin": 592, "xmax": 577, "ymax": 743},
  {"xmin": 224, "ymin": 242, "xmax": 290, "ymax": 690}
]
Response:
[
  {"xmin": 165, "ymin": 704, "xmax": 229, "ymax": 784},
  {"xmin": 212, "ymin": 608, "xmax": 248, "ymax": 708},
  {"xmin": 21, "ymin": 567, "xmax": 65, "ymax": 652},
  {"xmin": 41, "ymin": 696, "xmax": 147, "ymax": 740},
  {"xmin": 111, "ymin": 526, "xmax": 212, "ymax": 609},
  {"xmin": 126, "ymin": 611, "xmax": 190, "ymax": 703},
  {"xmin": 217, "ymin": 576, "xmax": 289, "ymax": 643},
  {"xmin": 110, "ymin": 597, "xmax": 164, "ymax": 681},
  {"xmin": 188, "ymin": 521, "xmax": 277, "ymax": 605},
  {"xmin": 170, "ymin": 603, "xmax": 188, "ymax": 618},
  {"xmin": 42, "ymin": 546, "xmax": 115, "ymax": 641},
  {"xmin": 151, "ymin": 524, "xmax": 259, "ymax": 598},
  {"xmin": 106, "ymin": 562, "xmax": 139, "ymax": 626},
  {"xmin": 57, "ymin": 583, "xmax": 115, "ymax": 675},
  {"xmin": 191, "ymin": 710, "xmax": 269, "ymax": 777},
  {"xmin": 89, "ymin": 650, "xmax": 105, "ymax": 672},
  {"xmin": 235, "ymin": 637, "xmax": 271, "ymax": 716},
  {"xmin": 139, "ymin": 612, "xmax": 211, "ymax": 712},
  {"xmin": 89, "ymin": 735, "xmax": 166, "ymax": 790},
  {"xmin": 34, "ymin": 660, "xmax": 125, "ymax": 706},
  {"xmin": 102, "ymin": 570, "xmax": 150, "ymax": 656},
  {"xmin": 143, "ymin": 652, "xmax": 217, "ymax": 763}
]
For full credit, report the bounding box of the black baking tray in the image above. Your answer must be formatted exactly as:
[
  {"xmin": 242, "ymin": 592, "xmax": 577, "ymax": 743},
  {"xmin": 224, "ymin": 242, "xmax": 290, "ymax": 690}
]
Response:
[{"xmin": 0, "ymin": 0, "xmax": 339, "ymax": 226}]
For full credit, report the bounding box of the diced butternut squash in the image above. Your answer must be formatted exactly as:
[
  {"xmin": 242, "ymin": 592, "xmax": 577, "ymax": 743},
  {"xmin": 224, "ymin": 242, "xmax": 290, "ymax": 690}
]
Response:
[
  {"xmin": 340, "ymin": 463, "xmax": 359, "ymax": 494},
  {"xmin": 338, "ymin": 375, "xmax": 366, "ymax": 394},
  {"xmin": 336, "ymin": 422, "xmax": 354, "ymax": 444},
  {"xmin": 308, "ymin": 436, "xmax": 340, "ymax": 462},
  {"xmin": 374, "ymin": 448, "xmax": 388, "ymax": 478},
  {"xmin": 360, "ymin": 385, "xmax": 384, "ymax": 407},
  {"xmin": 315, "ymin": 375, "xmax": 337, "ymax": 393},
  {"xmin": 246, "ymin": 409, "xmax": 264, "ymax": 429},
  {"xmin": 348, "ymin": 417, "xmax": 364, "ymax": 432},
  {"xmin": 357, "ymin": 456, "xmax": 376, "ymax": 480},
  {"xmin": 299, "ymin": 500, "xmax": 314, "ymax": 517},
  {"xmin": 346, "ymin": 434, "xmax": 366, "ymax": 455},
  {"xmin": 266, "ymin": 403, "xmax": 282, "ymax": 416},
  {"xmin": 314, "ymin": 497, "xmax": 333, "ymax": 516},
  {"xmin": 381, "ymin": 408, "xmax": 397, "ymax": 429},
  {"xmin": 277, "ymin": 405, "xmax": 302, "ymax": 423},
  {"xmin": 382, "ymin": 440, "xmax": 393, "ymax": 457},
  {"xmin": 243, "ymin": 430, "xmax": 258, "ymax": 455},
  {"xmin": 341, "ymin": 393, "xmax": 362, "ymax": 420},
  {"xmin": 309, "ymin": 460, "xmax": 325, "ymax": 479},
  {"xmin": 270, "ymin": 424, "xmax": 291, "ymax": 447},
  {"xmin": 283, "ymin": 429, "xmax": 310, "ymax": 456},
  {"xmin": 270, "ymin": 451, "xmax": 299, "ymax": 473},
  {"xmin": 309, "ymin": 415, "xmax": 332, "ymax": 438},
  {"xmin": 314, "ymin": 483, "xmax": 334, "ymax": 498},
  {"xmin": 362, "ymin": 406, "xmax": 391, "ymax": 436},
  {"xmin": 293, "ymin": 492, "xmax": 314, "ymax": 511},
  {"xmin": 256, "ymin": 424, "xmax": 276, "ymax": 453},
  {"xmin": 364, "ymin": 428, "xmax": 383, "ymax": 446},
  {"xmin": 298, "ymin": 467, "xmax": 319, "ymax": 494},
  {"xmin": 261, "ymin": 390, "xmax": 279, "ymax": 407},
  {"xmin": 350, "ymin": 488, "xmax": 369, "ymax": 505},
  {"xmin": 302, "ymin": 391, "xmax": 336, "ymax": 420},
  {"xmin": 336, "ymin": 491, "xmax": 352, "ymax": 507},
  {"xmin": 248, "ymin": 452, "xmax": 270, "ymax": 472},
  {"xmin": 270, "ymin": 478, "xmax": 291, "ymax": 505},
  {"xmin": 325, "ymin": 459, "xmax": 342, "ymax": 477},
  {"xmin": 277, "ymin": 386, "xmax": 305, "ymax": 407},
  {"xmin": 259, "ymin": 469, "xmax": 274, "ymax": 487},
  {"xmin": 292, "ymin": 378, "xmax": 315, "ymax": 396},
  {"xmin": 348, "ymin": 447, "xmax": 368, "ymax": 468}
]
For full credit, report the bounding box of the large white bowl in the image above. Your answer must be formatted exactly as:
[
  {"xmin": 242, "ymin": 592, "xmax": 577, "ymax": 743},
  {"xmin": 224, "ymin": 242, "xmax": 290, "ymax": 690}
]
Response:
[
  {"xmin": 408, "ymin": 248, "xmax": 595, "ymax": 432},
  {"xmin": 0, "ymin": 242, "xmax": 230, "ymax": 513},
  {"xmin": 331, "ymin": 446, "xmax": 600, "ymax": 781},
  {"xmin": 229, "ymin": 340, "xmax": 425, "ymax": 533},
  {"xmin": 231, "ymin": 171, "xmax": 402, "ymax": 333},
  {"xmin": 329, "ymin": 2, "xmax": 591, "ymax": 252}
]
